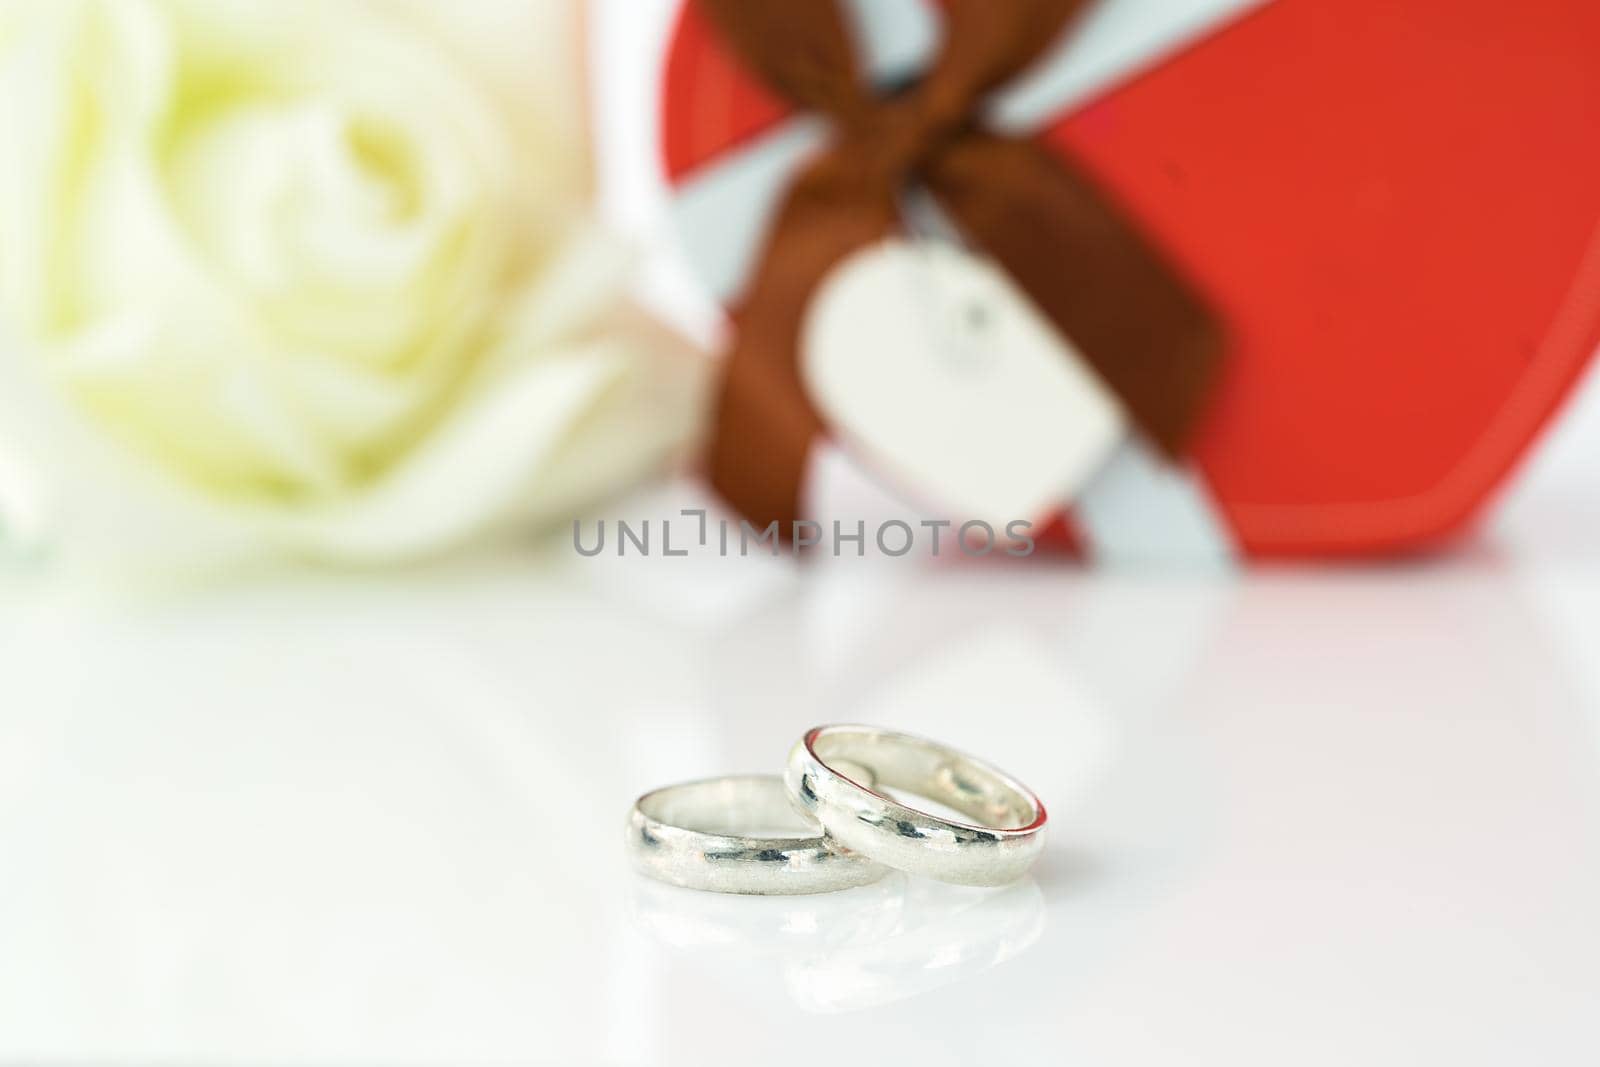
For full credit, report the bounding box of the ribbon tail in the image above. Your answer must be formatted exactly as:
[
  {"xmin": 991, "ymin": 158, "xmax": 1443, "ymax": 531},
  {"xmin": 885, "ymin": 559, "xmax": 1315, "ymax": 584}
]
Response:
[
  {"xmin": 926, "ymin": 133, "xmax": 1225, "ymax": 457},
  {"xmin": 708, "ymin": 351, "xmax": 823, "ymax": 536},
  {"xmin": 708, "ymin": 155, "xmax": 900, "ymax": 535}
]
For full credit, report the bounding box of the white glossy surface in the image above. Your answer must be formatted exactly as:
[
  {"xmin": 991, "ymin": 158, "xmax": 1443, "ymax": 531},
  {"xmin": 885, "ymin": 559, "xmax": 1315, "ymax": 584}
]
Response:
[{"xmin": 4, "ymin": 454, "xmax": 1600, "ymax": 1064}]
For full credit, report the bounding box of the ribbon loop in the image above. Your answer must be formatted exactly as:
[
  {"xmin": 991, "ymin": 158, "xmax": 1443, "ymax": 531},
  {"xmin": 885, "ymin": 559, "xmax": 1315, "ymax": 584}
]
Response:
[{"xmin": 695, "ymin": 0, "xmax": 869, "ymax": 121}]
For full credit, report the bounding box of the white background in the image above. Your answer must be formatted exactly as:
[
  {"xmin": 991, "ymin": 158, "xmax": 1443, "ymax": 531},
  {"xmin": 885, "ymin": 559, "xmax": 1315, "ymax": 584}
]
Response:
[{"xmin": 2, "ymin": 2, "xmax": 1599, "ymax": 1065}]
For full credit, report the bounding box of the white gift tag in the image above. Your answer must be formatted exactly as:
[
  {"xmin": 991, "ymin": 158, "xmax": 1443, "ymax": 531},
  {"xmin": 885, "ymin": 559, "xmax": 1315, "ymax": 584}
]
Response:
[{"xmin": 802, "ymin": 239, "xmax": 1126, "ymax": 525}]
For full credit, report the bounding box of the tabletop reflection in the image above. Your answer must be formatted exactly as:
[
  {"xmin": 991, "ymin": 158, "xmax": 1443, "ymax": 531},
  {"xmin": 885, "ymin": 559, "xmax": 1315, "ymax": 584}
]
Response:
[{"xmin": 630, "ymin": 872, "xmax": 1046, "ymax": 1013}]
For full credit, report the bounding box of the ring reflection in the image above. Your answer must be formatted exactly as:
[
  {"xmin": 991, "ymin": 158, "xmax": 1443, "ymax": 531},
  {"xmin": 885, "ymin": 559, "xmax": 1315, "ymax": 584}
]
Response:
[{"xmin": 629, "ymin": 872, "xmax": 1046, "ymax": 1012}]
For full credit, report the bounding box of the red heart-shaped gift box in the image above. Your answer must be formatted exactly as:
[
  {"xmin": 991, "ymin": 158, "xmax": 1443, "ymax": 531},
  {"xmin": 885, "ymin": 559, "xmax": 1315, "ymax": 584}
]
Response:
[{"xmin": 661, "ymin": 0, "xmax": 1600, "ymax": 558}]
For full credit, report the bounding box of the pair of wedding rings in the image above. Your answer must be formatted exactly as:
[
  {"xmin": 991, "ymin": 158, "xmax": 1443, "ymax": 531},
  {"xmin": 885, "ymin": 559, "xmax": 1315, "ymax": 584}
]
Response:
[{"xmin": 626, "ymin": 724, "xmax": 1048, "ymax": 894}]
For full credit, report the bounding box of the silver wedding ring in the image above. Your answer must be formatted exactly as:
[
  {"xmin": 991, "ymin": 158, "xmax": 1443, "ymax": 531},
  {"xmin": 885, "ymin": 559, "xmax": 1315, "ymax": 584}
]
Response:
[
  {"xmin": 787, "ymin": 725, "xmax": 1047, "ymax": 887},
  {"xmin": 626, "ymin": 774, "xmax": 886, "ymax": 895},
  {"xmin": 626, "ymin": 726, "xmax": 1047, "ymax": 895}
]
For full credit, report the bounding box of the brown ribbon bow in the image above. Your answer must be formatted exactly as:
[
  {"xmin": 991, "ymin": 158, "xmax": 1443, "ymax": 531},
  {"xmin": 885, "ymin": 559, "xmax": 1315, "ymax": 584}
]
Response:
[{"xmin": 701, "ymin": 0, "xmax": 1224, "ymax": 532}]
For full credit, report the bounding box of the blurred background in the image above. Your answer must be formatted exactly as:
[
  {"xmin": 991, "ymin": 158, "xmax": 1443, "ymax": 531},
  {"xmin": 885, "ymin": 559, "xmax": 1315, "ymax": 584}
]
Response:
[{"xmin": 2, "ymin": 2, "xmax": 1599, "ymax": 1065}]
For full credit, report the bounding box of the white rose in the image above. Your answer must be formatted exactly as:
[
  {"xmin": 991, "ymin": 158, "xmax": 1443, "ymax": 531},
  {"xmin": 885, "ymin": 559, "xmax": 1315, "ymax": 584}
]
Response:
[{"xmin": 0, "ymin": 0, "xmax": 704, "ymax": 573}]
